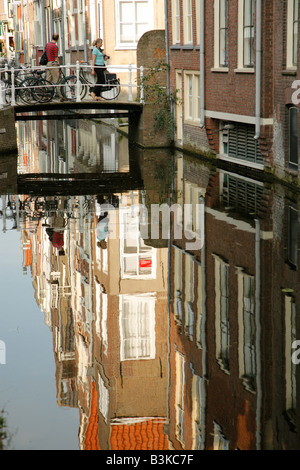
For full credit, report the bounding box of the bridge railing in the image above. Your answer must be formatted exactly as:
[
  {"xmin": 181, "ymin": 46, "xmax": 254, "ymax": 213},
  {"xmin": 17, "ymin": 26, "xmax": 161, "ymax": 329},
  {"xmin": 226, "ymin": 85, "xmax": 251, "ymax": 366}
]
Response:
[{"xmin": 0, "ymin": 61, "xmax": 146, "ymax": 108}]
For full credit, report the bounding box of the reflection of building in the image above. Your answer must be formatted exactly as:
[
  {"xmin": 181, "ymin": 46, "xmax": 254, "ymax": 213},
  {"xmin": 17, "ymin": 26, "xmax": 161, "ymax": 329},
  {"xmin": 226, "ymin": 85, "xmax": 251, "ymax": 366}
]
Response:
[
  {"xmin": 90, "ymin": 191, "xmax": 169, "ymax": 450},
  {"xmin": 169, "ymin": 152, "xmax": 300, "ymax": 450}
]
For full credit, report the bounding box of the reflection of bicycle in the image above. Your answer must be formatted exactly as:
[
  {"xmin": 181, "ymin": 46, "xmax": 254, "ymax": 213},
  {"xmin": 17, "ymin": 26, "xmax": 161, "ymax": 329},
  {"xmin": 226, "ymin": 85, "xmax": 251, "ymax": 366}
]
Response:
[{"xmin": 79, "ymin": 63, "xmax": 121, "ymax": 101}]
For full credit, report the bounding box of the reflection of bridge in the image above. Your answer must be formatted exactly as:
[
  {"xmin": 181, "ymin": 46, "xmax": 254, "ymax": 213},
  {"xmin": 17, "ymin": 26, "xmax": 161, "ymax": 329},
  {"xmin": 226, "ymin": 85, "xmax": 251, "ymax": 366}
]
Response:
[{"xmin": 17, "ymin": 170, "xmax": 143, "ymax": 196}]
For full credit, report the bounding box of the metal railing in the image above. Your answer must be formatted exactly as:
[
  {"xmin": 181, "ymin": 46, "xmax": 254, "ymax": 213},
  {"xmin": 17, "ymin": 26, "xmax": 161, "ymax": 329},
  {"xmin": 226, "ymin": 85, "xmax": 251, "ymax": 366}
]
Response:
[{"xmin": 0, "ymin": 60, "xmax": 145, "ymax": 108}]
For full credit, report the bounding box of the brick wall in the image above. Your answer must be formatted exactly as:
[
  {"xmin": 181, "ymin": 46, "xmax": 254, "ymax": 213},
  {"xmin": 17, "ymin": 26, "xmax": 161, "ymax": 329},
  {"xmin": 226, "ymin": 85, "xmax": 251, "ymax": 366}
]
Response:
[{"xmin": 0, "ymin": 107, "xmax": 17, "ymax": 154}]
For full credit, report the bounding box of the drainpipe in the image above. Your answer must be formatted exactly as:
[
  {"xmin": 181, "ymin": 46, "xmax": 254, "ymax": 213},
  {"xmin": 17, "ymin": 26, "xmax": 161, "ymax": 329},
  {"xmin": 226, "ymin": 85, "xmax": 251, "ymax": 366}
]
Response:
[
  {"xmin": 254, "ymin": 0, "xmax": 262, "ymax": 139},
  {"xmin": 164, "ymin": 0, "xmax": 170, "ymax": 97},
  {"xmin": 61, "ymin": 0, "xmax": 66, "ymax": 62},
  {"xmin": 255, "ymin": 219, "xmax": 262, "ymax": 449},
  {"xmin": 200, "ymin": 0, "xmax": 205, "ymax": 128},
  {"xmin": 83, "ymin": 0, "xmax": 88, "ymax": 63}
]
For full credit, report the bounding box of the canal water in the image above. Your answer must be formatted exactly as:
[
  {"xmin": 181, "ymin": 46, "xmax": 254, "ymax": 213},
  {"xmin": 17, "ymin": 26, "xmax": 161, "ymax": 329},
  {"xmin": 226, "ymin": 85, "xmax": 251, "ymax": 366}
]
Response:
[{"xmin": 0, "ymin": 117, "xmax": 299, "ymax": 450}]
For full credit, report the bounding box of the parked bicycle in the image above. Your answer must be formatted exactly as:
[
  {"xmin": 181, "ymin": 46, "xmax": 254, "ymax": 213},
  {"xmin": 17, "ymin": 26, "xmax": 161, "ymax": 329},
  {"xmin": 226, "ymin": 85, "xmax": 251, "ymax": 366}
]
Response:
[{"xmin": 1, "ymin": 65, "xmax": 53, "ymax": 105}]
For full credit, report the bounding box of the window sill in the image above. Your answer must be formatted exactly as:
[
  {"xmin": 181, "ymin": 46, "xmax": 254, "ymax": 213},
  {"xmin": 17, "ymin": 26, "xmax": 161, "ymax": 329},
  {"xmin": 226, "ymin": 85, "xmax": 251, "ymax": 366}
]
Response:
[
  {"xmin": 282, "ymin": 68, "xmax": 297, "ymax": 76},
  {"xmin": 184, "ymin": 118, "xmax": 201, "ymax": 127},
  {"xmin": 211, "ymin": 67, "xmax": 229, "ymax": 73},
  {"xmin": 234, "ymin": 68, "xmax": 254, "ymax": 74}
]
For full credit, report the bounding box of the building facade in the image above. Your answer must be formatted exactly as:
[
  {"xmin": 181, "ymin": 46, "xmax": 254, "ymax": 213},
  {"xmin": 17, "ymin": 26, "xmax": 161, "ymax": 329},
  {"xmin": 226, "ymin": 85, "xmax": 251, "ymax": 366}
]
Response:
[{"xmin": 166, "ymin": 0, "xmax": 300, "ymax": 188}]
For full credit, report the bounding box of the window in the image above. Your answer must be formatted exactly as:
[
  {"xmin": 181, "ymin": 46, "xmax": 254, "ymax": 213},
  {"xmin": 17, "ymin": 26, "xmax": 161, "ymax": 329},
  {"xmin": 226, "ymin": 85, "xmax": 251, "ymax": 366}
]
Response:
[
  {"xmin": 237, "ymin": 269, "xmax": 256, "ymax": 392},
  {"xmin": 184, "ymin": 72, "xmax": 201, "ymax": 124},
  {"xmin": 223, "ymin": 123, "xmax": 263, "ymax": 166},
  {"xmin": 119, "ymin": 295, "xmax": 156, "ymax": 361},
  {"xmin": 183, "ymin": 0, "xmax": 193, "ymax": 44},
  {"xmin": 172, "ymin": 0, "xmax": 180, "ymax": 44},
  {"xmin": 116, "ymin": 0, "xmax": 153, "ymax": 48},
  {"xmin": 287, "ymin": 0, "xmax": 298, "ymax": 69},
  {"xmin": 219, "ymin": 0, "xmax": 229, "ymax": 67},
  {"xmin": 214, "ymin": 254, "xmax": 230, "ymax": 373},
  {"xmin": 289, "ymin": 107, "xmax": 299, "ymax": 169},
  {"xmin": 214, "ymin": 0, "xmax": 229, "ymax": 69},
  {"xmin": 243, "ymin": 0, "xmax": 254, "ymax": 67}
]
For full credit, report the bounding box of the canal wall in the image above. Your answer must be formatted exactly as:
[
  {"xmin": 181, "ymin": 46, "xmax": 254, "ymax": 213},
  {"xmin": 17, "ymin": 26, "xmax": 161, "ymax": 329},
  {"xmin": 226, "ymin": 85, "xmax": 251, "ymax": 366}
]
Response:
[
  {"xmin": 0, "ymin": 107, "xmax": 17, "ymax": 154},
  {"xmin": 135, "ymin": 30, "xmax": 172, "ymax": 148}
]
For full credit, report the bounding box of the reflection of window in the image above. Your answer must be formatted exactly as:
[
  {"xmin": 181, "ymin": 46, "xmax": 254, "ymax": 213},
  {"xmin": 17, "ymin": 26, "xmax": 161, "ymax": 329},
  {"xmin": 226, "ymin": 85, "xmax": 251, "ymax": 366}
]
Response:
[
  {"xmin": 287, "ymin": 206, "xmax": 298, "ymax": 267},
  {"xmin": 95, "ymin": 281, "xmax": 108, "ymax": 355},
  {"xmin": 98, "ymin": 373, "xmax": 109, "ymax": 423},
  {"xmin": 185, "ymin": 254, "xmax": 194, "ymax": 339},
  {"xmin": 174, "ymin": 247, "xmax": 183, "ymax": 323},
  {"xmin": 284, "ymin": 293, "xmax": 297, "ymax": 427},
  {"xmin": 214, "ymin": 254, "xmax": 230, "ymax": 373},
  {"xmin": 120, "ymin": 207, "xmax": 156, "ymax": 278},
  {"xmin": 175, "ymin": 351, "xmax": 185, "ymax": 446},
  {"xmin": 213, "ymin": 421, "xmax": 229, "ymax": 450},
  {"xmin": 289, "ymin": 107, "xmax": 299, "ymax": 169},
  {"xmin": 116, "ymin": 0, "xmax": 152, "ymax": 48},
  {"xmin": 119, "ymin": 295, "xmax": 156, "ymax": 361},
  {"xmin": 237, "ymin": 269, "xmax": 255, "ymax": 392},
  {"xmin": 192, "ymin": 374, "xmax": 203, "ymax": 449}
]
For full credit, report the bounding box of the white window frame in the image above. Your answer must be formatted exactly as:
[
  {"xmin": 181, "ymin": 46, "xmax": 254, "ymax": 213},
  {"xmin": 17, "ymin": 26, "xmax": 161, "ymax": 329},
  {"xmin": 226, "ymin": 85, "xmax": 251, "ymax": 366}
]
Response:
[
  {"xmin": 287, "ymin": 0, "xmax": 298, "ymax": 69},
  {"xmin": 175, "ymin": 350, "xmax": 185, "ymax": 446},
  {"xmin": 119, "ymin": 294, "xmax": 156, "ymax": 361},
  {"xmin": 284, "ymin": 293, "xmax": 297, "ymax": 420},
  {"xmin": 184, "ymin": 71, "xmax": 201, "ymax": 125},
  {"xmin": 236, "ymin": 0, "xmax": 255, "ymax": 72},
  {"xmin": 183, "ymin": 0, "xmax": 193, "ymax": 45},
  {"xmin": 213, "ymin": 0, "xmax": 229, "ymax": 71},
  {"xmin": 176, "ymin": 70, "xmax": 183, "ymax": 140},
  {"xmin": 115, "ymin": 0, "xmax": 154, "ymax": 49},
  {"xmin": 196, "ymin": 0, "xmax": 200, "ymax": 45},
  {"xmin": 213, "ymin": 254, "xmax": 230, "ymax": 374},
  {"xmin": 172, "ymin": 0, "xmax": 181, "ymax": 44},
  {"xmin": 237, "ymin": 268, "xmax": 256, "ymax": 393}
]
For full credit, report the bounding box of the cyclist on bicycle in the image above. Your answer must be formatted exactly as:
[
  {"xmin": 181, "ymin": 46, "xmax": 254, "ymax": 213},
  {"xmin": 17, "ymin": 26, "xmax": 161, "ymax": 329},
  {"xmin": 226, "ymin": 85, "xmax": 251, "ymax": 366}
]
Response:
[{"xmin": 90, "ymin": 38, "xmax": 109, "ymax": 101}]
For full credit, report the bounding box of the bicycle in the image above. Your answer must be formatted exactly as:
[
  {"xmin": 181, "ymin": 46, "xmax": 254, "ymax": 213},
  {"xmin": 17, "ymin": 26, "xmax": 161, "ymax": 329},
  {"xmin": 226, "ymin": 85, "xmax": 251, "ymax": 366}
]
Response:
[
  {"xmin": 1, "ymin": 65, "xmax": 54, "ymax": 105},
  {"xmin": 79, "ymin": 62, "xmax": 121, "ymax": 101}
]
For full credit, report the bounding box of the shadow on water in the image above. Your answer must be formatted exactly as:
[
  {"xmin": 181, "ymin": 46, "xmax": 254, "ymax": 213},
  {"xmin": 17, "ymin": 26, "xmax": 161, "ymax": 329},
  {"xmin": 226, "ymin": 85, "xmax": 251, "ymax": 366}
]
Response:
[{"xmin": 0, "ymin": 116, "xmax": 300, "ymax": 450}]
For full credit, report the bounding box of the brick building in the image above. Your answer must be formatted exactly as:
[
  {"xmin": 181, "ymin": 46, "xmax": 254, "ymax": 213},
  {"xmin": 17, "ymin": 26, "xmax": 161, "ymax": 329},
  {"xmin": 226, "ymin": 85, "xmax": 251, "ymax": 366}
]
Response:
[{"xmin": 166, "ymin": 0, "xmax": 300, "ymax": 187}]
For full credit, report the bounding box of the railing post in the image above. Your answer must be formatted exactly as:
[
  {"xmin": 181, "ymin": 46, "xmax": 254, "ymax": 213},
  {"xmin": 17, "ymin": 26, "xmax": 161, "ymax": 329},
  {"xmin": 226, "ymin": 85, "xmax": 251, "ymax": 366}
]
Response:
[
  {"xmin": 76, "ymin": 61, "xmax": 80, "ymax": 102},
  {"xmin": 140, "ymin": 66, "xmax": 144, "ymax": 104},
  {"xmin": 11, "ymin": 67, "xmax": 16, "ymax": 106},
  {"xmin": 0, "ymin": 69, "xmax": 4, "ymax": 109},
  {"xmin": 128, "ymin": 63, "xmax": 133, "ymax": 102}
]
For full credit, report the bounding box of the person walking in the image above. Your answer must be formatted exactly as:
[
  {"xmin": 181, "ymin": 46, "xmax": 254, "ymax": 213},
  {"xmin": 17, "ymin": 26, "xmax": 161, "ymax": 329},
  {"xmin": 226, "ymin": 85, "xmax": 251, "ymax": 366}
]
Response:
[
  {"xmin": 90, "ymin": 38, "xmax": 109, "ymax": 101},
  {"xmin": 45, "ymin": 33, "xmax": 64, "ymax": 100}
]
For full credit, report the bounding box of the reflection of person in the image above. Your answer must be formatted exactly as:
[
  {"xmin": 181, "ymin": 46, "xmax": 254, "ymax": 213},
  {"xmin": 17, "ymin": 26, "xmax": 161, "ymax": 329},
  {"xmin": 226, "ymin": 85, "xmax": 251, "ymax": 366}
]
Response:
[
  {"xmin": 46, "ymin": 228, "xmax": 65, "ymax": 255},
  {"xmin": 90, "ymin": 38, "xmax": 109, "ymax": 101},
  {"xmin": 96, "ymin": 194, "xmax": 119, "ymax": 248}
]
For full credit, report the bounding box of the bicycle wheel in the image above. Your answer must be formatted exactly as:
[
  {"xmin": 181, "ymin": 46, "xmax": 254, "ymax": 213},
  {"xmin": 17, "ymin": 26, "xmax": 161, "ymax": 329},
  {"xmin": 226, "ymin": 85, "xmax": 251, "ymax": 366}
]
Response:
[
  {"xmin": 18, "ymin": 76, "xmax": 45, "ymax": 104},
  {"xmin": 61, "ymin": 76, "xmax": 87, "ymax": 101},
  {"xmin": 100, "ymin": 78, "xmax": 121, "ymax": 100},
  {"xmin": 32, "ymin": 78, "xmax": 54, "ymax": 103}
]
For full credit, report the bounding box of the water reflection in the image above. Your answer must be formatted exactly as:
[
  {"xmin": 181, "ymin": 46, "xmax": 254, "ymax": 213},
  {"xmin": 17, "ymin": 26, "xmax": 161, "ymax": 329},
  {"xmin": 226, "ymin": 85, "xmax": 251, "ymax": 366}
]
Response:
[{"xmin": 0, "ymin": 117, "xmax": 300, "ymax": 450}]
